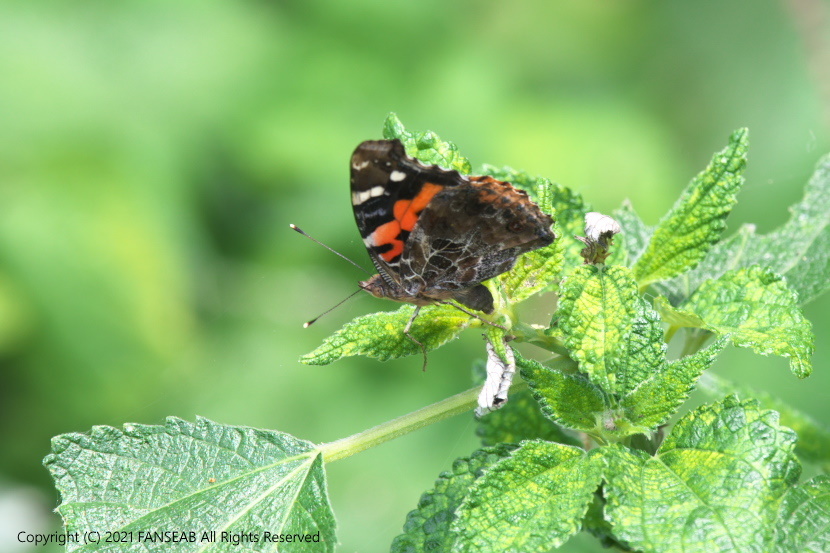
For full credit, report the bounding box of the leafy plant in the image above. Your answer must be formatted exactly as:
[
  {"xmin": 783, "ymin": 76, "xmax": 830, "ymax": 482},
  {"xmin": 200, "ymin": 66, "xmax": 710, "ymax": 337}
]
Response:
[{"xmin": 44, "ymin": 116, "xmax": 830, "ymax": 552}]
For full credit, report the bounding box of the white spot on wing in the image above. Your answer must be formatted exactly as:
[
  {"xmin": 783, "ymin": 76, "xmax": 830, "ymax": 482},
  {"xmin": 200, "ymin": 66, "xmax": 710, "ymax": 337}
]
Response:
[
  {"xmin": 389, "ymin": 170, "xmax": 406, "ymax": 182},
  {"xmin": 352, "ymin": 186, "xmax": 386, "ymax": 205},
  {"xmin": 352, "ymin": 160, "xmax": 370, "ymax": 171}
]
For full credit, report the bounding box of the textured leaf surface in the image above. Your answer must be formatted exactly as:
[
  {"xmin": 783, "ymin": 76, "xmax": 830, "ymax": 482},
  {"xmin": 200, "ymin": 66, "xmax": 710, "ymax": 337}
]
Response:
[
  {"xmin": 613, "ymin": 296, "xmax": 666, "ymax": 396},
  {"xmin": 604, "ymin": 396, "xmax": 800, "ymax": 553},
  {"xmin": 300, "ymin": 304, "xmax": 471, "ymax": 365},
  {"xmin": 383, "ymin": 112, "xmax": 472, "ymax": 174},
  {"xmin": 620, "ymin": 337, "xmax": 728, "ymax": 430},
  {"xmin": 519, "ymin": 352, "xmax": 607, "ymax": 433},
  {"xmin": 476, "ymin": 389, "xmax": 580, "ymax": 448},
  {"xmin": 633, "ymin": 129, "xmax": 748, "ymax": 286},
  {"xmin": 699, "ymin": 372, "xmax": 830, "ymax": 471},
  {"xmin": 390, "ymin": 445, "xmax": 516, "ymax": 553},
  {"xmin": 558, "ymin": 265, "xmax": 640, "ymax": 392},
  {"xmin": 774, "ymin": 475, "xmax": 830, "ymax": 552},
  {"xmin": 452, "ymin": 441, "xmax": 601, "ymax": 553},
  {"xmin": 658, "ymin": 153, "xmax": 830, "ymax": 305},
  {"xmin": 44, "ymin": 417, "xmax": 335, "ymax": 553},
  {"xmin": 657, "ymin": 266, "xmax": 814, "ymax": 377}
]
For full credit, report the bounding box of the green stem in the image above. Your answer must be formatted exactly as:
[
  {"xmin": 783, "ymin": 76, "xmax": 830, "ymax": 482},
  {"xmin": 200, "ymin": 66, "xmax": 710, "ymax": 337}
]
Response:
[
  {"xmin": 319, "ymin": 380, "xmax": 528, "ymax": 463},
  {"xmin": 680, "ymin": 329, "xmax": 711, "ymax": 357},
  {"xmin": 512, "ymin": 322, "xmax": 569, "ymax": 356}
]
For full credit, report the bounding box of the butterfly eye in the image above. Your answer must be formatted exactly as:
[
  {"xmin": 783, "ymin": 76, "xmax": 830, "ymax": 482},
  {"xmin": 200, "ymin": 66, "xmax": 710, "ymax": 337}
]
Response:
[{"xmin": 507, "ymin": 221, "xmax": 524, "ymax": 233}]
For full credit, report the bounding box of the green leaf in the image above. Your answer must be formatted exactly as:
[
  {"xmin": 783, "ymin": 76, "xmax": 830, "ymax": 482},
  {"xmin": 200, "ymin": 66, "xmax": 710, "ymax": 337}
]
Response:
[
  {"xmin": 656, "ymin": 266, "xmax": 814, "ymax": 378},
  {"xmin": 43, "ymin": 417, "xmax": 335, "ymax": 553},
  {"xmin": 659, "ymin": 153, "xmax": 830, "ymax": 305},
  {"xmin": 519, "ymin": 352, "xmax": 608, "ymax": 434},
  {"xmin": 774, "ymin": 475, "xmax": 830, "ymax": 553},
  {"xmin": 633, "ymin": 128, "xmax": 748, "ymax": 286},
  {"xmin": 390, "ymin": 444, "xmax": 516, "ymax": 553},
  {"xmin": 300, "ymin": 303, "xmax": 471, "ymax": 365},
  {"xmin": 604, "ymin": 396, "xmax": 800, "ymax": 553},
  {"xmin": 620, "ymin": 337, "xmax": 728, "ymax": 430},
  {"xmin": 452, "ymin": 441, "xmax": 602, "ymax": 553},
  {"xmin": 558, "ymin": 265, "xmax": 640, "ymax": 393},
  {"xmin": 613, "ymin": 200, "xmax": 654, "ymax": 267},
  {"xmin": 699, "ymin": 372, "xmax": 830, "ymax": 471},
  {"xmin": 476, "ymin": 389, "xmax": 580, "ymax": 448},
  {"xmin": 383, "ymin": 113, "xmax": 472, "ymax": 174},
  {"xmin": 613, "ymin": 295, "xmax": 667, "ymax": 397}
]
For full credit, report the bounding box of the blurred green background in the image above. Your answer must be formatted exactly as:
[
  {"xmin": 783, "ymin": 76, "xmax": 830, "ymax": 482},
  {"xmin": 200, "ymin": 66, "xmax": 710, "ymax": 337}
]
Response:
[{"xmin": 1, "ymin": 1, "xmax": 828, "ymax": 551}]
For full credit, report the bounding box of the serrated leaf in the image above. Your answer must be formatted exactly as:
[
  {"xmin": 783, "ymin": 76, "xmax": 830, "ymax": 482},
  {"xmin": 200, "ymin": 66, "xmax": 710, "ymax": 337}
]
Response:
[
  {"xmin": 43, "ymin": 417, "xmax": 335, "ymax": 553},
  {"xmin": 558, "ymin": 265, "xmax": 640, "ymax": 392},
  {"xmin": 633, "ymin": 128, "xmax": 748, "ymax": 286},
  {"xmin": 657, "ymin": 266, "xmax": 814, "ymax": 378},
  {"xmin": 300, "ymin": 304, "xmax": 471, "ymax": 365},
  {"xmin": 620, "ymin": 337, "xmax": 728, "ymax": 430},
  {"xmin": 390, "ymin": 444, "xmax": 516, "ymax": 553},
  {"xmin": 614, "ymin": 296, "xmax": 667, "ymax": 396},
  {"xmin": 699, "ymin": 372, "xmax": 830, "ymax": 471},
  {"xmin": 658, "ymin": 153, "xmax": 830, "ymax": 305},
  {"xmin": 774, "ymin": 475, "xmax": 830, "ymax": 552},
  {"xmin": 383, "ymin": 113, "xmax": 472, "ymax": 174},
  {"xmin": 604, "ymin": 396, "xmax": 800, "ymax": 553},
  {"xmin": 519, "ymin": 352, "xmax": 608, "ymax": 433},
  {"xmin": 452, "ymin": 441, "xmax": 602, "ymax": 553},
  {"xmin": 476, "ymin": 389, "xmax": 580, "ymax": 448},
  {"xmin": 494, "ymin": 237, "xmax": 563, "ymax": 305}
]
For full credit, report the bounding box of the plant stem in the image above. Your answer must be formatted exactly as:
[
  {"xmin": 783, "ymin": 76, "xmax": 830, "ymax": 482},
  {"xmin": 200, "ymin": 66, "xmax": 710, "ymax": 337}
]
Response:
[
  {"xmin": 319, "ymin": 380, "xmax": 528, "ymax": 463},
  {"xmin": 680, "ymin": 329, "xmax": 711, "ymax": 357}
]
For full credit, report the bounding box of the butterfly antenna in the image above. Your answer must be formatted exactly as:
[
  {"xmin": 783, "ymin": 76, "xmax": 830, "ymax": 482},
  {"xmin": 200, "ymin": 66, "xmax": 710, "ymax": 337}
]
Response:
[
  {"xmin": 289, "ymin": 224, "xmax": 371, "ymax": 275},
  {"xmin": 303, "ymin": 288, "xmax": 364, "ymax": 328}
]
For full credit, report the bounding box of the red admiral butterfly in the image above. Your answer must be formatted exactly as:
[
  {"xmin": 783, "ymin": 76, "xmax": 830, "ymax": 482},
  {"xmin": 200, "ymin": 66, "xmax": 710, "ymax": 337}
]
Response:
[{"xmin": 351, "ymin": 139, "xmax": 555, "ymax": 335}]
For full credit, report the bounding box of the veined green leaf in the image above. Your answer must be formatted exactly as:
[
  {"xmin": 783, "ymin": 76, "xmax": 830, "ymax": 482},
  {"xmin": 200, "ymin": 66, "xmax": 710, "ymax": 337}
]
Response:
[
  {"xmin": 44, "ymin": 417, "xmax": 335, "ymax": 553},
  {"xmin": 452, "ymin": 441, "xmax": 602, "ymax": 553},
  {"xmin": 699, "ymin": 372, "xmax": 830, "ymax": 471},
  {"xmin": 476, "ymin": 389, "xmax": 580, "ymax": 447},
  {"xmin": 519, "ymin": 352, "xmax": 608, "ymax": 434},
  {"xmin": 633, "ymin": 128, "xmax": 748, "ymax": 287},
  {"xmin": 383, "ymin": 113, "xmax": 472, "ymax": 174},
  {"xmin": 613, "ymin": 295, "xmax": 666, "ymax": 396},
  {"xmin": 774, "ymin": 475, "xmax": 830, "ymax": 553},
  {"xmin": 558, "ymin": 265, "xmax": 640, "ymax": 393},
  {"xmin": 658, "ymin": 152, "xmax": 830, "ymax": 305},
  {"xmin": 390, "ymin": 444, "xmax": 516, "ymax": 553},
  {"xmin": 300, "ymin": 304, "xmax": 471, "ymax": 365},
  {"xmin": 493, "ymin": 237, "xmax": 563, "ymax": 305},
  {"xmin": 620, "ymin": 337, "xmax": 728, "ymax": 430},
  {"xmin": 656, "ymin": 266, "xmax": 814, "ymax": 378},
  {"xmin": 604, "ymin": 396, "xmax": 800, "ymax": 553}
]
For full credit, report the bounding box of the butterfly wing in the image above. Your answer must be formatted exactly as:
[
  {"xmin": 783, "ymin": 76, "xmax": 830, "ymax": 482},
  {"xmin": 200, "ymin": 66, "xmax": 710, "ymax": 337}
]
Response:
[
  {"xmin": 350, "ymin": 139, "xmax": 466, "ymax": 289},
  {"xmin": 400, "ymin": 175, "xmax": 555, "ymax": 311}
]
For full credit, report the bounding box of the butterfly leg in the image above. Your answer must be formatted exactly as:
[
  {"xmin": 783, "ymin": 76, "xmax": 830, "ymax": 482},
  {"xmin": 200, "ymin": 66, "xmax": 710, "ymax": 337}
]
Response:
[
  {"xmin": 439, "ymin": 301, "xmax": 509, "ymax": 332},
  {"xmin": 403, "ymin": 306, "xmax": 428, "ymax": 371}
]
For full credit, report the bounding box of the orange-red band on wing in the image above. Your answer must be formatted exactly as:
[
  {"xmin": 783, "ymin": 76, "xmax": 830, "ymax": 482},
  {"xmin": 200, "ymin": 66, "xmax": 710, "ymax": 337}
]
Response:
[
  {"xmin": 368, "ymin": 183, "xmax": 444, "ymax": 263},
  {"xmin": 394, "ymin": 183, "xmax": 443, "ymax": 232}
]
